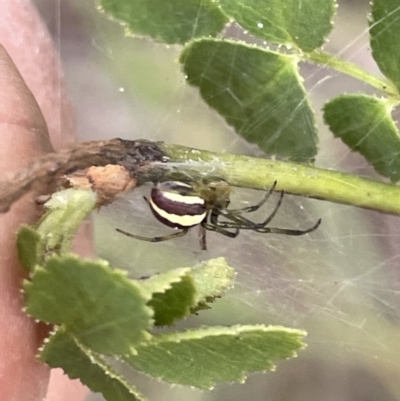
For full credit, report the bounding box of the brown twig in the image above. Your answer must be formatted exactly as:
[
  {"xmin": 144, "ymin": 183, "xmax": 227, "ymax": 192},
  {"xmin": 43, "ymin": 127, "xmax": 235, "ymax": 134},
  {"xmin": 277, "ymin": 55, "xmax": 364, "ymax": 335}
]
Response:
[{"xmin": 0, "ymin": 138, "xmax": 167, "ymax": 213}]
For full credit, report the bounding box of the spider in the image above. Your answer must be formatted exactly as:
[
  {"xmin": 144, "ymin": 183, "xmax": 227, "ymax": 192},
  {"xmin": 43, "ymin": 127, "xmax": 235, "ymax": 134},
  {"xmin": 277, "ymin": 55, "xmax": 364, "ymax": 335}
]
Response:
[{"xmin": 116, "ymin": 180, "xmax": 321, "ymax": 250}]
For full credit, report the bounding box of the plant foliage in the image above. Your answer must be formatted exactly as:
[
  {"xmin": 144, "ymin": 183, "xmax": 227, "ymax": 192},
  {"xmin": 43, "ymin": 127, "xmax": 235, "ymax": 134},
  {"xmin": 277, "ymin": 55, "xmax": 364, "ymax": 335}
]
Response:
[
  {"xmin": 100, "ymin": 0, "xmax": 400, "ymax": 179},
  {"xmin": 19, "ymin": 189, "xmax": 306, "ymax": 401},
  {"xmin": 18, "ymin": 0, "xmax": 400, "ymax": 400}
]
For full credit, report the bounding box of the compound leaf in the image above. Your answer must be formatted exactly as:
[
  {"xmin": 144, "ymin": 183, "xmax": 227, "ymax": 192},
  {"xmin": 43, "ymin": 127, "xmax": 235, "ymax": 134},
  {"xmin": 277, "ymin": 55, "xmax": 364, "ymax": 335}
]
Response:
[
  {"xmin": 17, "ymin": 225, "xmax": 42, "ymax": 272},
  {"xmin": 140, "ymin": 267, "xmax": 196, "ymax": 326},
  {"xmin": 190, "ymin": 257, "xmax": 235, "ymax": 310},
  {"xmin": 99, "ymin": 0, "xmax": 228, "ymax": 44},
  {"xmin": 24, "ymin": 255, "xmax": 152, "ymax": 355},
  {"xmin": 181, "ymin": 39, "xmax": 317, "ymax": 162},
  {"xmin": 323, "ymin": 94, "xmax": 400, "ymax": 182},
  {"xmin": 40, "ymin": 328, "xmax": 147, "ymax": 401},
  {"xmin": 139, "ymin": 258, "xmax": 235, "ymax": 324},
  {"xmin": 219, "ymin": 0, "xmax": 335, "ymax": 52},
  {"xmin": 370, "ymin": 0, "xmax": 400, "ymax": 91},
  {"xmin": 125, "ymin": 325, "xmax": 306, "ymax": 389}
]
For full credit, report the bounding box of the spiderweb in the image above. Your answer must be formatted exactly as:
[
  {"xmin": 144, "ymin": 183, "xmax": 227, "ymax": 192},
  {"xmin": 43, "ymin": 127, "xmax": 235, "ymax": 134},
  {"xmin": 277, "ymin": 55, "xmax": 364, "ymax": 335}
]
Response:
[{"xmin": 36, "ymin": 0, "xmax": 400, "ymax": 400}]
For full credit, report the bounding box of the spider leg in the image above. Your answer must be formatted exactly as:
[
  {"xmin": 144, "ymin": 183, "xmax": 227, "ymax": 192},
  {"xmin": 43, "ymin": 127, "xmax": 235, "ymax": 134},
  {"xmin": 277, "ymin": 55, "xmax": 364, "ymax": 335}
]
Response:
[
  {"xmin": 254, "ymin": 189, "xmax": 284, "ymax": 227},
  {"xmin": 201, "ymin": 220, "xmax": 239, "ymax": 238},
  {"xmin": 198, "ymin": 225, "xmax": 207, "ymax": 250},
  {"xmin": 207, "ymin": 209, "xmax": 245, "ymax": 232},
  {"xmin": 207, "ymin": 215, "xmax": 256, "ymax": 229},
  {"xmin": 227, "ymin": 181, "xmax": 277, "ymax": 215},
  {"xmin": 255, "ymin": 218, "xmax": 321, "ymax": 235},
  {"xmin": 208, "ymin": 206, "xmax": 253, "ymax": 228},
  {"xmin": 207, "ymin": 192, "xmax": 281, "ymax": 230},
  {"xmin": 116, "ymin": 227, "xmax": 189, "ymax": 242},
  {"xmin": 207, "ymin": 190, "xmax": 320, "ymax": 238}
]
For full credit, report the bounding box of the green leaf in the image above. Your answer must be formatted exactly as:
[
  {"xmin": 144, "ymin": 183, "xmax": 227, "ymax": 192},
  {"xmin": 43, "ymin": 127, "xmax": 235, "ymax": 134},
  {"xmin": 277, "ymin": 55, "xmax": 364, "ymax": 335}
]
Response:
[
  {"xmin": 190, "ymin": 257, "xmax": 235, "ymax": 308},
  {"xmin": 180, "ymin": 39, "xmax": 317, "ymax": 162},
  {"xmin": 99, "ymin": 0, "xmax": 228, "ymax": 44},
  {"xmin": 16, "ymin": 190, "xmax": 97, "ymax": 270},
  {"xmin": 125, "ymin": 325, "xmax": 306, "ymax": 389},
  {"xmin": 370, "ymin": 0, "xmax": 400, "ymax": 91},
  {"xmin": 139, "ymin": 258, "xmax": 235, "ymax": 324},
  {"xmin": 40, "ymin": 328, "xmax": 147, "ymax": 401},
  {"xmin": 24, "ymin": 255, "xmax": 152, "ymax": 355},
  {"xmin": 323, "ymin": 94, "xmax": 400, "ymax": 182},
  {"xmin": 140, "ymin": 268, "xmax": 196, "ymax": 326},
  {"xmin": 36, "ymin": 189, "xmax": 97, "ymax": 259},
  {"xmin": 219, "ymin": 0, "xmax": 335, "ymax": 52},
  {"xmin": 17, "ymin": 225, "xmax": 42, "ymax": 271}
]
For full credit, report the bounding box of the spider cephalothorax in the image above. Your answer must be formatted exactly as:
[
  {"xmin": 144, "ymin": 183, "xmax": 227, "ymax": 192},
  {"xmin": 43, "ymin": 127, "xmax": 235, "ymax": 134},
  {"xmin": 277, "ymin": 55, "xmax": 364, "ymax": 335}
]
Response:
[{"xmin": 116, "ymin": 180, "xmax": 321, "ymax": 250}]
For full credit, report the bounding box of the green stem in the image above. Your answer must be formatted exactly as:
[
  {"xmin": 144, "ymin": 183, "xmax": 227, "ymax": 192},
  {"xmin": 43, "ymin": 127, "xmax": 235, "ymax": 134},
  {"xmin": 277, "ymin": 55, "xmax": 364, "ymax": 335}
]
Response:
[
  {"xmin": 158, "ymin": 142, "xmax": 400, "ymax": 216},
  {"xmin": 37, "ymin": 189, "xmax": 97, "ymax": 255},
  {"xmin": 17, "ymin": 189, "xmax": 98, "ymax": 271},
  {"xmin": 304, "ymin": 50, "xmax": 399, "ymax": 98}
]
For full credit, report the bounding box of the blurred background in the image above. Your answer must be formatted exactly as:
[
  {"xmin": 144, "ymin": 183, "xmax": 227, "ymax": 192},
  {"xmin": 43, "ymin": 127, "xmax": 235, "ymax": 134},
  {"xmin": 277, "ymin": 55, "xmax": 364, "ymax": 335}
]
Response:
[{"xmin": 33, "ymin": 1, "xmax": 400, "ymax": 400}]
